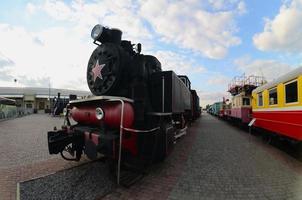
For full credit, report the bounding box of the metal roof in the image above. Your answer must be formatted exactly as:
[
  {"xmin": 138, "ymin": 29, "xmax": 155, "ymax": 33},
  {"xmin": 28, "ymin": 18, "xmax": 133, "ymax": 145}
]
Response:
[
  {"xmin": 0, "ymin": 87, "xmax": 91, "ymax": 98},
  {"xmin": 0, "ymin": 97, "xmax": 16, "ymax": 105},
  {"xmin": 0, "ymin": 94, "xmax": 24, "ymax": 98},
  {"xmin": 253, "ymin": 66, "xmax": 302, "ymax": 93}
]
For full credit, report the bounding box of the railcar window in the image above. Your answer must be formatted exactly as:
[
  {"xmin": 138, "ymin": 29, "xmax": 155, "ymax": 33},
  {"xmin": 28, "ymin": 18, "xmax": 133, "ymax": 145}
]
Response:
[
  {"xmin": 269, "ymin": 88, "xmax": 278, "ymax": 105},
  {"xmin": 285, "ymin": 81, "xmax": 298, "ymax": 103},
  {"xmin": 243, "ymin": 97, "xmax": 250, "ymax": 106},
  {"xmin": 258, "ymin": 93, "xmax": 263, "ymax": 106}
]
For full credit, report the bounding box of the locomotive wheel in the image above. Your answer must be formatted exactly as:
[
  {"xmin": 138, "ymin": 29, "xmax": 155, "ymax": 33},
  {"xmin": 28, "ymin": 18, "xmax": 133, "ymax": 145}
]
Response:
[
  {"xmin": 87, "ymin": 44, "xmax": 121, "ymax": 95},
  {"xmin": 295, "ymin": 142, "xmax": 302, "ymax": 159},
  {"xmin": 261, "ymin": 133, "xmax": 272, "ymax": 144}
]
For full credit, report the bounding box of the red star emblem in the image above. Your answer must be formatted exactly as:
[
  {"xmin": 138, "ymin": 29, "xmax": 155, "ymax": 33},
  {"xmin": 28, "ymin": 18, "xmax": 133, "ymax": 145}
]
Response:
[{"xmin": 92, "ymin": 60, "xmax": 105, "ymax": 82}]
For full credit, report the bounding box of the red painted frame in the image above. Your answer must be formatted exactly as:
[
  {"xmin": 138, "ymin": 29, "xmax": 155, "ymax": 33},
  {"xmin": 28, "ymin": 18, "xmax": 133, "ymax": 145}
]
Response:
[{"xmin": 253, "ymin": 110, "xmax": 302, "ymax": 141}]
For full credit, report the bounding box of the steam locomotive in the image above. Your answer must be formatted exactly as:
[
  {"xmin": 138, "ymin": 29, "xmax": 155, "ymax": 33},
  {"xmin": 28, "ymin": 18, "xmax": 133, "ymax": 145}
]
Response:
[{"xmin": 47, "ymin": 25, "xmax": 200, "ymax": 182}]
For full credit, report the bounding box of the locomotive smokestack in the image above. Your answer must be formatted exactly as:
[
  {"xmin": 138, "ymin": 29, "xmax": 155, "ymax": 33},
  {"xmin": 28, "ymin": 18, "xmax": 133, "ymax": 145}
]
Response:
[{"xmin": 107, "ymin": 28, "xmax": 122, "ymax": 44}]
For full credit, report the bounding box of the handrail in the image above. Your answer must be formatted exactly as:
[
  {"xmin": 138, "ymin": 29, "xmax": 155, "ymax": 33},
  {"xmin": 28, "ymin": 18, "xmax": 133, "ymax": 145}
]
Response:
[
  {"xmin": 123, "ymin": 127, "xmax": 160, "ymax": 133},
  {"xmin": 106, "ymin": 99, "xmax": 125, "ymax": 185},
  {"xmin": 105, "ymin": 99, "xmax": 161, "ymax": 185}
]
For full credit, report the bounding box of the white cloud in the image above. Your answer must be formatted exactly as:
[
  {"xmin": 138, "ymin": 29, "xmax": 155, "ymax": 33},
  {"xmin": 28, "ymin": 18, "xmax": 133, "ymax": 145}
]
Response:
[
  {"xmin": 27, "ymin": 0, "xmax": 244, "ymax": 59},
  {"xmin": 207, "ymin": 74, "xmax": 231, "ymax": 85},
  {"xmin": 152, "ymin": 50, "xmax": 206, "ymax": 75},
  {"xmin": 26, "ymin": 3, "xmax": 36, "ymax": 15},
  {"xmin": 208, "ymin": 0, "xmax": 246, "ymax": 14},
  {"xmin": 0, "ymin": 51, "xmax": 14, "ymax": 68},
  {"xmin": 253, "ymin": 0, "xmax": 302, "ymax": 52},
  {"xmin": 140, "ymin": 0, "xmax": 242, "ymax": 59},
  {"xmin": 197, "ymin": 90, "xmax": 230, "ymax": 107},
  {"xmin": 27, "ymin": 0, "xmax": 152, "ymax": 42},
  {"xmin": 0, "ymin": 23, "xmax": 204, "ymax": 90},
  {"xmin": 0, "ymin": 0, "xmax": 246, "ymax": 90},
  {"xmin": 209, "ymin": 0, "xmax": 230, "ymax": 10},
  {"xmin": 237, "ymin": 1, "xmax": 247, "ymax": 14},
  {"xmin": 198, "ymin": 72, "xmax": 231, "ymax": 106},
  {"xmin": 234, "ymin": 56, "xmax": 293, "ymax": 81},
  {"xmin": 0, "ymin": 23, "xmax": 93, "ymax": 90}
]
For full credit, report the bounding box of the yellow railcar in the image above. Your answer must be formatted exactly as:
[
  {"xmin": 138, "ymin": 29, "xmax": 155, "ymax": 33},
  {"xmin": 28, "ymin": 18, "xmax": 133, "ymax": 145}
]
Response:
[{"xmin": 252, "ymin": 67, "xmax": 302, "ymax": 141}]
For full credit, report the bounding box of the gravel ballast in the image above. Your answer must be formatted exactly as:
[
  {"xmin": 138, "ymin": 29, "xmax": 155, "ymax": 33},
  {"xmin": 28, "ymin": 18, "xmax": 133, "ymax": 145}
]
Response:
[{"xmin": 20, "ymin": 161, "xmax": 116, "ymax": 200}]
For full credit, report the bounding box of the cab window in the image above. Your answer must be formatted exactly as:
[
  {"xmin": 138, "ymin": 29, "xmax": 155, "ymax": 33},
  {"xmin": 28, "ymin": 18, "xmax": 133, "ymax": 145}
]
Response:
[
  {"xmin": 258, "ymin": 93, "xmax": 263, "ymax": 106},
  {"xmin": 243, "ymin": 97, "xmax": 250, "ymax": 106},
  {"xmin": 285, "ymin": 80, "xmax": 298, "ymax": 103},
  {"xmin": 269, "ymin": 88, "xmax": 277, "ymax": 105}
]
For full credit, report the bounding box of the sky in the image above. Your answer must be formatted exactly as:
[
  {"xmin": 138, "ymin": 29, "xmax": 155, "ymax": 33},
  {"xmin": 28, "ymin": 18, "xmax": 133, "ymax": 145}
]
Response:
[{"xmin": 0, "ymin": 0, "xmax": 301, "ymax": 106}]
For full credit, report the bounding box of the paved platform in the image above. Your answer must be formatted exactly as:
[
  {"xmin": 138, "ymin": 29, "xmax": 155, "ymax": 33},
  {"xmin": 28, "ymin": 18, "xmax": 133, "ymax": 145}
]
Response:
[
  {"xmin": 1, "ymin": 113, "xmax": 302, "ymax": 200},
  {"xmin": 103, "ymin": 114, "xmax": 302, "ymax": 200},
  {"xmin": 168, "ymin": 114, "xmax": 302, "ymax": 200},
  {"xmin": 0, "ymin": 115, "xmax": 87, "ymax": 200},
  {"xmin": 0, "ymin": 114, "xmax": 65, "ymax": 168}
]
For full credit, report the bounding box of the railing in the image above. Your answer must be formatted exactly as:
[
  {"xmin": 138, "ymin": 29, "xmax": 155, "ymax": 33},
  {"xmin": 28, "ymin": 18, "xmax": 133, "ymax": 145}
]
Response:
[
  {"xmin": 228, "ymin": 74, "xmax": 266, "ymax": 95},
  {"xmin": 0, "ymin": 105, "xmax": 17, "ymax": 120},
  {"xmin": 106, "ymin": 98, "xmax": 160, "ymax": 185}
]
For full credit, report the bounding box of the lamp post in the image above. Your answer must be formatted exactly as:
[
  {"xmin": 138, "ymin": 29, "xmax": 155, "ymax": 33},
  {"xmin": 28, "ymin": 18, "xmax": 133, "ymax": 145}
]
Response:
[
  {"xmin": 13, "ymin": 78, "xmax": 21, "ymax": 117},
  {"xmin": 48, "ymin": 78, "xmax": 51, "ymax": 115}
]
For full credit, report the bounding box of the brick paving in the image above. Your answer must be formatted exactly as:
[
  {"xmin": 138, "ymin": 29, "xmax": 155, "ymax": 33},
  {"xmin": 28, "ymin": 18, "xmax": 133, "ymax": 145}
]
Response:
[
  {"xmin": 99, "ymin": 121, "xmax": 200, "ymax": 200},
  {"xmin": 101, "ymin": 113, "xmax": 302, "ymax": 200},
  {"xmin": 0, "ymin": 114, "xmax": 87, "ymax": 200},
  {"xmin": 100, "ymin": 118, "xmax": 200, "ymax": 200},
  {"xmin": 2, "ymin": 113, "xmax": 302, "ymax": 200},
  {"xmin": 168, "ymin": 114, "xmax": 302, "ymax": 200},
  {"xmin": 0, "ymin": 114, "xmax": 66, "ymax": 168}
]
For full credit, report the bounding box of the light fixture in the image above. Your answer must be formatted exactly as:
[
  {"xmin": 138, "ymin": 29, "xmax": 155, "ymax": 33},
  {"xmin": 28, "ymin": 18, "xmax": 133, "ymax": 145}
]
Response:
[
  {"xmin": 91, "ymin": 24, "xmax": 104, "ymax": 40},
  {"xmin": 95, "ymin": 107, "xmax": 104, "ymax": 120}
]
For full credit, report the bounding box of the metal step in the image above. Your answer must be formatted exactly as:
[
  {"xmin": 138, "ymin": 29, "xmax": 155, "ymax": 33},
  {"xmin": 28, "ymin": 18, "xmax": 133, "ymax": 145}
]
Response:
[{"xmin": 174, "ymin": 126, "xmax": 187, "ymax": 139}]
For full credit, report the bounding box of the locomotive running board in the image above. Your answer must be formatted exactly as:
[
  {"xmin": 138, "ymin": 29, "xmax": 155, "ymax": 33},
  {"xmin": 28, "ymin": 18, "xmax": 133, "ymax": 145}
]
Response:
[
  {"xmin": 174, "ymin": 126, "xmax": 187, "ymax": 140},
  {"xmin": 69, "ymin": 95, "xmax": 134, "ymax": 105}
]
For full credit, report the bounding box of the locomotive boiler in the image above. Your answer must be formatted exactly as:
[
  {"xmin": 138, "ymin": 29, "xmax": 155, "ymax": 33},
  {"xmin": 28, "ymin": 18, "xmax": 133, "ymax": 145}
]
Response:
[{"xmin": 47, "ymin": 24, "xmax": 200, "ymax": 183}]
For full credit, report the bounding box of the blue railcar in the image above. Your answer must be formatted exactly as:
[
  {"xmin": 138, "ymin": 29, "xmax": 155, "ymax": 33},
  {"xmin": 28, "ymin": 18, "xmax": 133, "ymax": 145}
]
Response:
[{"xmin": 211, "ymin": 102, "xmax": 223, "ymax": 116}]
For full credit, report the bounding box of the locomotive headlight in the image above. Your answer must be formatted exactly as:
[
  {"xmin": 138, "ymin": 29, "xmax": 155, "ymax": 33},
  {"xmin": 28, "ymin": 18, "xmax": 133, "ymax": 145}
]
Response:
[
  {"xmin": 95, "ymin": 107, "xmax": 104, "ymax": 120},
  {"xmin": 91, "ymin": 24, "xmax": 103, "ymax": 40}
]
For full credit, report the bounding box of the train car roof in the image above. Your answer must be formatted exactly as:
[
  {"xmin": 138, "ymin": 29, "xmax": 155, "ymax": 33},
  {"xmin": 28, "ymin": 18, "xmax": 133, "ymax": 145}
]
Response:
[
  {"xmin": 178, "ymin": 75, "xmax": 191, "ymax": 83},
  {"xmin": 190, "ymin": 89, "xmax": 197, "ymax": 94},
  {"xmin": 253, "ymin": 66, "xmax": 302, "ymax": 93}
]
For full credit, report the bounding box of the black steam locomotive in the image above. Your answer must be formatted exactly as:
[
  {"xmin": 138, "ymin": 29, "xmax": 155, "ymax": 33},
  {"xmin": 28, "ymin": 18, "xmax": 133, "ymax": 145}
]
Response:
[{"xmin": 47, "ymin": 24, "xmax": 200, "ymax": 183}]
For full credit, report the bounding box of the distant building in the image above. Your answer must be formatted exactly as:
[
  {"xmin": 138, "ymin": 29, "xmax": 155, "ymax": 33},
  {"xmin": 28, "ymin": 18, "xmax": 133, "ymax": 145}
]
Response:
[{"xmin": 0, "ymin": 87, "xmax": 91, "ymax": 113}]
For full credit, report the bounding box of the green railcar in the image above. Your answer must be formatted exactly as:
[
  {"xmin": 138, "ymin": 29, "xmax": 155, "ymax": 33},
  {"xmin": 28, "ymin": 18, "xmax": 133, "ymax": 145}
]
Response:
[{"xmin": 211, "ymin": 102, "xmax": 223, "ymax": 116}]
